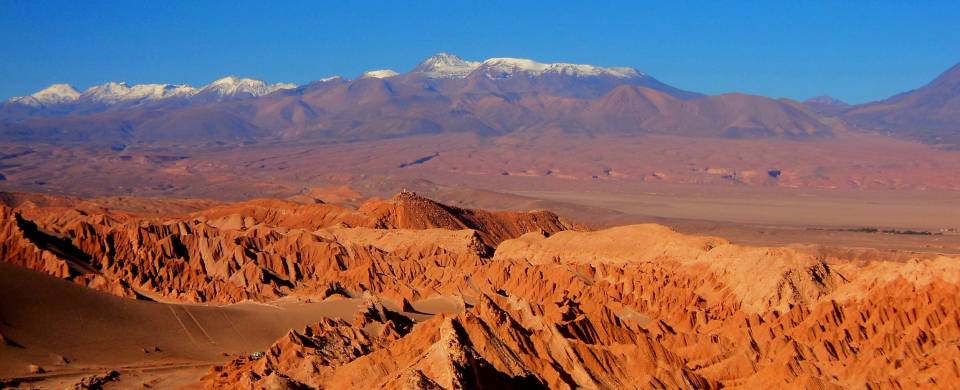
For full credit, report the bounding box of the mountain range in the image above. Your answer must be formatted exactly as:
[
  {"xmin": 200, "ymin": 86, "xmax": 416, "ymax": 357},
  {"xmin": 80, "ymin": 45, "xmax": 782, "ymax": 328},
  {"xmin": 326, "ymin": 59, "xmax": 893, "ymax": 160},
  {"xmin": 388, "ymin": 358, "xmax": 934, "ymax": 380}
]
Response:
[
  {"xmin": 1, "ymin": 53, "xmax": 958, "ymax": 147},
  {"xmin": 2, "ymin": 76, "xmax": 295, "ymax": 113}
]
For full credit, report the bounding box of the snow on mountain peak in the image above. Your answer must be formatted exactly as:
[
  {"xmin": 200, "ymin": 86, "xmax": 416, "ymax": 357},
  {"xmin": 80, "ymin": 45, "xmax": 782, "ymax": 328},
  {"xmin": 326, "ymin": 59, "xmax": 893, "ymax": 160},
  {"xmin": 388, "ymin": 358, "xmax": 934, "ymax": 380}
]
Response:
[
  {"xmin": 7, "ymin": 75, "xmax": 297, "ymax": 107},
  {"xmin": 478, "ymin": 57, "xmax": 644, "ymax": 79},
  {"xmin": 34, "ymin": 84, "xmax": 81, "ymax": 101},
  {"xmin": 210, "ymin": 76, "xmax": 240, "ymax": 85},
  {"xmin": 9, "ymin": 83, "xmax": 81, "ymax": 106},
  {"xmin": 6, "ymin": 55, "xmax": 648, "ymax": 107},
  {"xmin": 126, "ymin": 84, "xmax": 197, "ymax": 101},
  {"xmin": 413, "ymin": 53, "xmax": 481, "ymax": 78},
  {"xmin": 201, "ymin": 76, "xmax": 296, "ymax": 97},
  {"xmin": 481, "ymin": 58, "xmax": 550, "ymax": 74},
  {"xmin": 80, "ymin": 82, "xmax": 199, "ymax": 103},
  {"xmin": 359, "ymin": 69, "xmax": 399, "ymax": 79},
  {"xmin": 82, "ymin": 82, "xmax": 133, "ymax": 103},
  {"xmin": 408, "ymin": 53, "xmax": 646, "ymax": 80},
  {"xmin": 205, "ymin": 76, "xmax": 262, "ymax": 95}
]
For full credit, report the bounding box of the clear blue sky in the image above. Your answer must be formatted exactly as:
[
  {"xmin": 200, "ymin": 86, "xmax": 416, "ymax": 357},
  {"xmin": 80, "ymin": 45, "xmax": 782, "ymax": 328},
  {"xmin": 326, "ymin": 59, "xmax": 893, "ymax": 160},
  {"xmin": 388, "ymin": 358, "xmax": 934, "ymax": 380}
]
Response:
[{"xmin": 1, "ymin": 0, "xmax": 958, "ymax": 103}]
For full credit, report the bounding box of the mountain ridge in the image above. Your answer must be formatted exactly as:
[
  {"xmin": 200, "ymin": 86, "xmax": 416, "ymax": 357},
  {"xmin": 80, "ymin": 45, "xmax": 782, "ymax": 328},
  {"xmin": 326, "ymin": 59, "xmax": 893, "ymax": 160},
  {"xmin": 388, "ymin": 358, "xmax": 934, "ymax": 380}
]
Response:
[
  {"xmin": 3, "ymin": 76, "xmax": 297, "ymax": 112},
  {"xmin": 2, "ymin": 55, "xmax": 958, "ymax": 147},
  {"xmin": 0, "ymin": 54, "xmax": 834, "ymax": 144},
  {"xmin": 814, "ymin": 62, "xmax": 960, "ymax": 146}
]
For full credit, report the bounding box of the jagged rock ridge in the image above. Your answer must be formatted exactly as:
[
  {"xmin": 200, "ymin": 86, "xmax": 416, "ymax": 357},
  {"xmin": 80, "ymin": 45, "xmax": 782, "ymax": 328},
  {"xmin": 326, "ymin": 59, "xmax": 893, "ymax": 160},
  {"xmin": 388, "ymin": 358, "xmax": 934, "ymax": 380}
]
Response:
[{"xmin": 0, "ymin": 192, "xmax": 958, "ymax": 388}]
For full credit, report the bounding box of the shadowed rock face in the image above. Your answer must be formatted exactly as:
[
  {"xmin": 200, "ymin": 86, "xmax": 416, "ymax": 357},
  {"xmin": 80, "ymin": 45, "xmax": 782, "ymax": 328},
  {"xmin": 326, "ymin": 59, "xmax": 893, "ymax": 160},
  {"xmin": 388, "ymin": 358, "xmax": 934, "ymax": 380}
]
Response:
[{"xmin": 2, "ymin": 192, "xmax": 959, "ymax": 388}]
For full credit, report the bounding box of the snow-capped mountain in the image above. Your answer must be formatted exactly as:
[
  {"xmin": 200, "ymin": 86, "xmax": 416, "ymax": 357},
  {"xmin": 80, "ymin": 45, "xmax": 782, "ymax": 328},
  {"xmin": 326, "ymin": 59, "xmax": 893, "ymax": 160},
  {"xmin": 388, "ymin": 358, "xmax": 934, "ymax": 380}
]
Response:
[
  {"xmin": 8, "ymin": 53, "xmax": 655, "ymax": 110},
  {"xmin": 197, "ymin": 76, "xmax": 296, "ymax": 98},
  {"xmin": 476, "ymin": 57, "xmax": 643, "ymax": 79},
  {"xmin": 359, "ymin": 69, "xmax": 400, "ymax": 79},
  {"xmin": 411, "ymin": 53, "xmax": 480, "ymax": 78},
  {"xmin": 8, "ymin": 84, "xmax": 81, "ymax": 106},
  {"xmin": 402, "ymin": 53, "xmax": 694, "ymax": 100},
  {"xmin": 5, "ymin": 77, "xmax": 297, "ymax": 109},
  {"xmin": 125, "ymin": 83, "xmax": 197, "ymax": 101},
  {"xmin": 409, "ymin": 53, "xmax": 645, "ymax": 80},
  {"xmin": 0, "ymin": 53, "xmax": 702, "ymax": 132},
  {"xmin": 0, "ymin": 52, "xmax": 850, "ymax": 145},
  {"xmin": 82, "ymin": 82, "xmax": 197, "ymax": 104}
]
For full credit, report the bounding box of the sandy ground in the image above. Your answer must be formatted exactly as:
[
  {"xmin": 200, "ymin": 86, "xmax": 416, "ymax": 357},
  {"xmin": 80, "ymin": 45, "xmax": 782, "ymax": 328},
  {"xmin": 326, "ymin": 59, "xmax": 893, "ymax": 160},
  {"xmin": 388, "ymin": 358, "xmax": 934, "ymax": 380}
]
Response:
[
  {"xmin": 501, "ymin": 184, "xmax": 960, "ymax": 254},
  {"xmin": 508, "ymin": 185, "xmax": 960, "ymax": 230},
  {"xmin": 360, "ymin": 177, "xmax": 960, "ymax": 254},
  {"xmin": 0, "ymin": 259, "xmax": 474, "ymax": 388},
  {"xmin": 0, "ymin": 262, "xmax": 362, "ymax": 388}
]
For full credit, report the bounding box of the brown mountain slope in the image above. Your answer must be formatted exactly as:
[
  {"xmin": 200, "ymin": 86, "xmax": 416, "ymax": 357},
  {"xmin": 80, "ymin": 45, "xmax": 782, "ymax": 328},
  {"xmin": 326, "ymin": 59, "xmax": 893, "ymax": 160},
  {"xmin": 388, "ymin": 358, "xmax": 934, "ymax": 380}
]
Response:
[
  {"xmin": 844, "ymin": 63, "xmax": 960, "ymax": 146},
  {"xmin": 584, "ymin": 86, "xmax": 835, "ymax": 138},
  {"xmin": 0, "ymin": 63, "xmax": 837, "ymax": 144},
  {"xmin": 803, "ymin": 95, "xmax": 850, "ymax": 116}
]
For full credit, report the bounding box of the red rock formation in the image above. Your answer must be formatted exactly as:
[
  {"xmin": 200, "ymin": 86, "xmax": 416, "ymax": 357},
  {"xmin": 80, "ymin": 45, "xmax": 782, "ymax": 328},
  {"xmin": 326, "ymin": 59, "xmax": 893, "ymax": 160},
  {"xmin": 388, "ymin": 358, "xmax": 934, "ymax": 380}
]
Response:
[
  {"xmin": 0, "ymin": 206, "xmax": 136, "ymax": 298},
  {"xmin": 203, "ymin": 225, "xmax": 960, "ymax": 389},
  {"xmin": 358, "ymin": 191, "xmax": 579, "ymax": 247},
  {"xmin": 205, "ymin": 295, "xmax": 414, "ymax": 389},
  {"xmin": 2, "ymin": 192, "xmax": 958, "ymax": 388},
  {"xmin": 0, "ymin": 193, "xmax": 574, "ymax": 303}
]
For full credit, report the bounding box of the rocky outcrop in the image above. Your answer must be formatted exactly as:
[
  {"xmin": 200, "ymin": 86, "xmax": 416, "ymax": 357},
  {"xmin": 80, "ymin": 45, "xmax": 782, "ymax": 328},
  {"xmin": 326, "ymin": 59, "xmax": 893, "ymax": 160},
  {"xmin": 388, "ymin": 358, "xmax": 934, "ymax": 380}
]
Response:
[
  {"xmin": 0, "ymin": 193, "xmax": 575, "ymax": 303},
  {"xmin": 209, "ymin": 291, "xmax": 714, "ymax": 389},
  {"xmin": 358, "ymin": 192, "xmax": 579, "ymax": 247},
  {"xmin": 0, "ymin": 206, "xmax": 136, "ymax": 298},
  {"xmin": 204, "ymin": 225, "xmax": 960, "ymax": 389},
  {"xmin": 2, "ymin": 193, "xmax": 958, "ymax": 388},
  {"xmin": 494, "ymin": 224, "xmax": 842, "ymax": 313},
  {"xmin": 205, "ymin": 296, "xmax": 414, "ymax": 389}
]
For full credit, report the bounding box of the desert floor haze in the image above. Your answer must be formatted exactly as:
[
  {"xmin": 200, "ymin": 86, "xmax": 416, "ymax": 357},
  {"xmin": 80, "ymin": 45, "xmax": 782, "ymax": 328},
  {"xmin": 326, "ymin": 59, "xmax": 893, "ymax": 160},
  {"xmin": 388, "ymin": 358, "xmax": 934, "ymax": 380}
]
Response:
[{"xmin": 2, "ymin": 6, "xmax": 960, "ymax": 388}]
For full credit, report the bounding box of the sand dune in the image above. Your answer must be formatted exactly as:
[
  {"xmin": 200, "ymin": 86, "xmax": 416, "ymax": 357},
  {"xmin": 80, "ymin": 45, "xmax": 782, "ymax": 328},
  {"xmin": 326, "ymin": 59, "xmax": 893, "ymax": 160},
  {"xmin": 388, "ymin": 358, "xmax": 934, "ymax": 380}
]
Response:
[{"xmin": 0, "ymin": 261, "xmax": 364, "ymax": 387}]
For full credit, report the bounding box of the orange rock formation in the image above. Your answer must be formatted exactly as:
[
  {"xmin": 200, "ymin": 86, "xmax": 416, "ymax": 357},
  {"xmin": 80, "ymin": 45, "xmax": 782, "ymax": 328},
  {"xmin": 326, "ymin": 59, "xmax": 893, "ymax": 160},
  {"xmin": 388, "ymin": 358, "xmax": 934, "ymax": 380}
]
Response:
[{"xmin": 1, "ymin": 192, "xmax": 957, "ymax": 388}]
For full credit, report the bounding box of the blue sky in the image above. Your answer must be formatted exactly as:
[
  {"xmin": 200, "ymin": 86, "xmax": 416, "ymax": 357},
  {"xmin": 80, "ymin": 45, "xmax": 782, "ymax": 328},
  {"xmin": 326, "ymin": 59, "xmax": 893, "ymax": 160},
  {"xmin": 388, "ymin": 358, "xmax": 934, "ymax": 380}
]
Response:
[{"xmin": 1, "ymin": 0, "xmax": 958, "ymax": 103}]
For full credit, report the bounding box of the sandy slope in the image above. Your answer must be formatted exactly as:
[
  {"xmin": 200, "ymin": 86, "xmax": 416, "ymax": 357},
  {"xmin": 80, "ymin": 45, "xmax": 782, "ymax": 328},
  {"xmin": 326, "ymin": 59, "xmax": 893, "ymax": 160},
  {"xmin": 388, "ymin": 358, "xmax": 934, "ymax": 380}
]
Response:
[{"xmin": 0, "ymin": 261, "xmax": 362, "ymax": 385}]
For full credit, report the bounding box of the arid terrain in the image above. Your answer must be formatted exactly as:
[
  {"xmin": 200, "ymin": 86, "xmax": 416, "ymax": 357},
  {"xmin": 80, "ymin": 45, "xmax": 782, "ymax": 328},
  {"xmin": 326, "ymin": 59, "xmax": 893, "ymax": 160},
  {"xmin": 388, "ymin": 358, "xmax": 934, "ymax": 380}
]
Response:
[
  {"xmin": 0, "ymin": 191, "xmax": 958, "ymax": 389},
  {"xmin": 4, "ymin": 129, "xmax": 960, "ymax": 254},
  {"xmin": 1, "ymin": 52, "xmax": 960, "ymax": 389}
]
